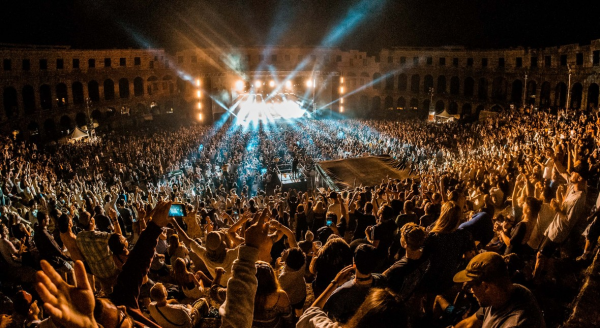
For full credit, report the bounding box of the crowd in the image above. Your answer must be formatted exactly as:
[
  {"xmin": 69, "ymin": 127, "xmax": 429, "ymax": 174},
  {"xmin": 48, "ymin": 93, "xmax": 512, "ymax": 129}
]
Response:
[{"xmin": 0, "ymin": 107, "xmax": 599, "ymax": 328}]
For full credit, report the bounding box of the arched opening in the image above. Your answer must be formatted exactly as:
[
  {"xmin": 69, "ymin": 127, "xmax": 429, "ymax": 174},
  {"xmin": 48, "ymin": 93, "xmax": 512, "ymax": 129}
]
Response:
[
  {"xmin": 450, "ymin": 76, "xmax": 460, "ymax": 95},
  {"xmin": 56, "ymin": 83, "xmax": 68, "ymax": 107},
  {"xmin": 510, "ymin": 79, "xmax": 523, "ymax": 104},
  {"xmin": 571, "ymin": 82, "xmax": 583, "ymax": 109},
  {"xmin": 448, "ymin": 101, "xmax": 458, "ymax": 114},
  {"xmin": 147, "ymin": 76, "xmax": 158, "ymax": 95},
  {"xmin": 22, "ymin": 85, "xmax": 35, "ymax": 115},
  {"xmin": 398, "ymin": 74, "xmax": 407, "ymax": 91},
  {"xmin": 119, "ymin": 78, "xmax": 130, "ymax": 99},
  {"xmin": 88, "ymin": 81, "xmax": 100, "ymax": 102},
  {"xmin": 397, "ymin": 97, "xmax": 406, "ymax": 110},
  {"xmin": 72, "ymin": 82, "xmax": 84, "ymax": 105},
  {"xmin": 435, "ymin": 100, "xmax": 445, "ymax": 113},
  {"xmin": 59, "ymin": 115, "xmax": 73, "ymax": 133},
  {"xmin": 134, "ymin": 77, "xmax": 144, "ymax": 97},
  {"xmin": 372, "ymin": 73, "xmax": 382, "ymax": 90},
  {"xmin": 478, "ymin": 78, "xmax": 488, "ymax": 100},
  {"xmin": 424, "ymin": 75, "xmax": 434, "ymax": 93},
  {"xmin": 75, "ymin": 112, "xmax": 88, "ymax": 127},
  {"xmin": 162, "ymin": 75, "xmax": 174, "ymax": 95},
  {"xmin": 360, "ymin": 95, "xmax": 368, "ymax": 111},
  {"xmin": 43, "ymin": 119, "xmax": 56, "ymax": 138},
  {"xmin": 526, "ymin": 80, "xmax": 537, "ymax": 106},
  {"xmin": 3, "ymin": 87, "xmax": 18, "ymax": 117},
  {"xmin": 555, "ymin": 82, "xmax": 567, "ymax": 108},
  {"xmin": 91, "ymin": 109, "xmax": 102, "ymax": 122},
  {"xmin": 40, "ymin": 84, "xmax": 52, "ymax": 110},
  {"xmin": 411, "ymin": 75, "xmax": 420, "ymax": 93},
  {"xmin": 437, "ymin": 76, "xmax": 447, "ymax": 94},
  {"xmin": 371, "ymin": 96, "xmax": 381, "ymax": 111},
  {"xmin": 385, "ymin": 74, "xmax": 394, "ymax": 90},
  {"xmin": 104, "ymin": 79, "xmax": 115, "ymax": 100},
  {"xmin": 462, "ymin": 103, "xmax": 472, "ymax": 116},
  {"xmin": 587, "ymin": 83, "xmax": 599, "ymax": 110},
  {"xmin": 423, "ymin": 99, "xmax": 430, "ymax": 112},
  {"xmin": 409, "ymin": 98, "xmax": 419, "ymax": 110},
  {"xmin": 540, "ymin": 82, "xmax": 551, "ymax": 109},
  {"xmin": 464, "ymin": 77, "xmax": 475, "ymax": 97},
  {"xmin": 491, "ymin": 77, "xmax": 507, "ymax": 102},
  {"xmin": 384, "ymin": 96, "xmax": 393, "ymax": 109}
]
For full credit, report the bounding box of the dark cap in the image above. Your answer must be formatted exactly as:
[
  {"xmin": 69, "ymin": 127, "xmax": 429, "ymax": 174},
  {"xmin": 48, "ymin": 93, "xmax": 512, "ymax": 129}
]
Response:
[{"xmin": 453, "ymin": 252, "xmax": 508, "ymax": 283}]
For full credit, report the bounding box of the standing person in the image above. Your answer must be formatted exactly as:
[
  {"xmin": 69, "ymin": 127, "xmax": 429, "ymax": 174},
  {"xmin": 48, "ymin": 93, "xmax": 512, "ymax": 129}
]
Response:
[
  {"xmin": 294, "ymin": 204, "xmax": 308, "ymax": 242},
  {"xmin": 312, "ymin": 201, "xmax": 326, "ymax": 233},
  {"xmin": 252, "ymin": 261, "xmax": 293, "ymax": 328},
  {"xmin": 33, "ymin": 211, "xmax": 73, "ymax": 279},
  {"xmin": 310, "ymin": 237, "xmax": 353, "ymax": 298},
  {"xmin": 366, "ymin": 205, "xmax": 397, "ymax": 271},
  {"xmin": 453, "ymin": 252, "xmax": 546, "ymax": 328}
]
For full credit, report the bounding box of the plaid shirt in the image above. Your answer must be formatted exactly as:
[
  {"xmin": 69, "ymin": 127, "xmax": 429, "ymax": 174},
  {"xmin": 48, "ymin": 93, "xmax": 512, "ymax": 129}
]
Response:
[{"xmin": 76, "ymin": 230, "xmax": 116, "ymax": 279}]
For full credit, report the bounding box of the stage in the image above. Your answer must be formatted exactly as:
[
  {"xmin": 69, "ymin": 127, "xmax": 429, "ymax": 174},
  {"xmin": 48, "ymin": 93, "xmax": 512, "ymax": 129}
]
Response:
[{"xmin": 315, "ymin": 155, "xmax": 413, "ymax": 191}]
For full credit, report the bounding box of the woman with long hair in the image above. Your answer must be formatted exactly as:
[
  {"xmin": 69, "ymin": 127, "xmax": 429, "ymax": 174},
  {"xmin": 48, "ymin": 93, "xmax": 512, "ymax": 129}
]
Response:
[
  {"xmin": 421, "ymin": 201, "xmax": 475, "ymax": 294},
  {"xmin": 309, "ymin": 237, "xmax": 353, "ymax": 298},
  {"xmin": 253, "ymin": 261, "xmax": 293, "ymax": 328},
  {"xmin": 172, "ymin": 257, "xmax": 206, "ymax": 300}
]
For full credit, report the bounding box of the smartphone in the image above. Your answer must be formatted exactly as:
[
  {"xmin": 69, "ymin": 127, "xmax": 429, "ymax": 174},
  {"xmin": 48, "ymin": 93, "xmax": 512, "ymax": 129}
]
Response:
[
  {"xmin": 326, "ymin": 219, "xmax": 333, "ymax": 227},
  {"xmin": 168, "ymin": 204, "xmax": 187, "ymax": 217}
]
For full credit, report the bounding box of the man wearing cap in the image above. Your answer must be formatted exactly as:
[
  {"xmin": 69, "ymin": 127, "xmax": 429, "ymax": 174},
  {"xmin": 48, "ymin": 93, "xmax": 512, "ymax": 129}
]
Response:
[{"xmin": 453, "ymin": 252, "xmax": 545, "ymax": 328}]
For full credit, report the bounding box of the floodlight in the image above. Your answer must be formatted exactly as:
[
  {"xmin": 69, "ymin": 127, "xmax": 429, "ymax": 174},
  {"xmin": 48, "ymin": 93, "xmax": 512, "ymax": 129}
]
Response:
[
  {"xmin": 235, "ymin": 80, "xmax": 245, "ymax": 91},
  {"xmin": 255, "ymin": 80, "xmax": 262, "ymax": 88},
  {"xmin": 269, "ymin": 80, "xmax": 275, "ymax": 87}
]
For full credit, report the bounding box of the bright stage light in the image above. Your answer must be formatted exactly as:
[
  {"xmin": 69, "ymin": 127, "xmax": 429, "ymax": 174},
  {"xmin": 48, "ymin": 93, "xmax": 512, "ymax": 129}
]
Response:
[
  {"xmin": 255, "ymin": 80, "xmax": 262, "ymax": 88},
  {"xmin": 341, "ymin": 77, "xmax": 344, "ymax": 84},
  {"xmin": 235, "ymin": 80, "xmax": 245, "ymax": 91},
  {"xmin": 198, "ymin": 113, "xmax": 203, "ymax": 121},
  {"xmin": 197, "ymin": 102, "xmax": 202, "ymax": 109},
  {"xmin": 306, "ymin": 80, "xmax": 312, "ymax": 88},
  {"xmin": 285, "ymin": 80, "xmax": 292, "ymax": 89},
  {"xmin": 269, "ymin": 80, "xmax": 275, "ymax": 87},
  {"xmin": 196, "ymin": 79, "xmax": 201, "ymax": 87},
  {"xmin": 340, "ymin": 98, "xmax": 344, "ymax": 104},
  {"xmin": 196, "ymin": 90, "xmax": 201, "ymax": 98},
  {"xmin": 340, "ymin": 86, "xmax": 344, "ymax": 93},
  {"xmin": 233, "ymin": 93, "xmax": 306, "ymax": 123},
  {"xmin": 340, "ymin": 106, "xmax": 344, "ymax": 113}
]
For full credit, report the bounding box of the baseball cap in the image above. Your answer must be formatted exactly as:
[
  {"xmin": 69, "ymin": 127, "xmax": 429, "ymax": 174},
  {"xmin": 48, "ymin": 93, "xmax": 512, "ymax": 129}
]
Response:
[{"xmin": 453, "ymin": 252, "xmax": 508, "ymax": 283}]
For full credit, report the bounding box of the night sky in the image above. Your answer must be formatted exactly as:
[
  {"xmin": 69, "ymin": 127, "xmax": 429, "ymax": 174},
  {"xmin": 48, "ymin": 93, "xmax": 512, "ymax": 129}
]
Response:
[{"xmin": 1, "ymin": 0, "xmax": 599, "ymax": 54}]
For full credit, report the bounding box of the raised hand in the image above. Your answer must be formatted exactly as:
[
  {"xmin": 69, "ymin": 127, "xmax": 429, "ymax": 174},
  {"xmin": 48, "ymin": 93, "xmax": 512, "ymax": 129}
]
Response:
[
  {"xmin": 35, "ymin": 260, "xmax": 96, "ymax": 328},
  {"xmin": 245, "ymin": 208, "xmax": 270, "ymax": 250},
  {"xmin": 150, "ymin": 200, "xmax": 172, "ymax": 228}
]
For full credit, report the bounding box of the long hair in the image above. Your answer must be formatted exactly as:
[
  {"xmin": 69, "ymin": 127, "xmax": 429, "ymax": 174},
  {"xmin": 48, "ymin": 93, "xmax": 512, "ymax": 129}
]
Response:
[
  {"xmin": 316, "ymin": 237, "xmax": 351, "ymax": 267},
  {"xmin": 430, "ymin": 201, "xmax": 462, "ymax": 234},
  {"xmin": 167, "ymin": 234, "xmax": 180, "ymax": 257},
  {"xmin": 346, "ymin": 288, "xmax": 407, "ymax": 328},
  {"xmin": 254, "ymin": 261, "xmax": 282, "ymax": 311},
  {"xmin": 172, "ymin": 257, "xmax": 190, "ymax": 286},
  {"xmin": 313, "ymin": 201, "xmax": 325, "ymax": 213}
]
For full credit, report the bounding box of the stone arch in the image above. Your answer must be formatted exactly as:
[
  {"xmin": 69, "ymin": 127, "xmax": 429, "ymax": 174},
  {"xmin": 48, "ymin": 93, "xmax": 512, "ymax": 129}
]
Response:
[
  {"xmin": 491, "ymin": 77, "xmax": 507, "ymax": 102},
  {"xmin": 162, "ymin": 75, "xmax": 174, "ymax": 94},
  {"xmin": 22, "ymin": 85, "xmax": 35, "ymax": 115},
  {"xmin": 371, "ymin": 96, "xmax": 381, "ymax": 111},
  {"xmin": 75, "ymin": 112, "xmax": 88, "ymax": 127},
  {"xmin": 384, "ymin": 96, "xmax": 393, "ymax": 109},
  {"xmin": 511, "ymin": 79, "xmax": 523, "ymax": 104},
  {"xmin": 40, "ymin": 84, "xmax": 52, "ymax": 110},
  {"xmin": 59, "ymin": 115, "xmax": 73, "ymax": 132},
  {"xmin": 3, "ymin": 87, "xmax": 18, "ymax": 117},
  {"xmin": 462, "ymin": 103, "xmax": 472, "ymax": 116},
  {"xmin": 56, "ymin": 83, "xmax": 68, "ymax": 107},
  {"xmin": 398, "ymin": 74, "xmax": 407, "ymax": 91},
  {"xmin": 409, "ymin": 98, "xmax": 418, "ymax": 110},
  {"xmin": 72, "ymin": 82, "xmax": 84, "ymax": 105},
  {"xmin": 450, "ymin": 76, "xmax": 460, "ymax": 95},
  {"xmin": 372, "ymin": 73, "xmax": 382, "ymax": 90},
  {"xmin": 385, "ymin": 74, "xmax": 394, "ymax": 90},
  {"xmin": 43, "ymin": 118, "xmax": 56, "ymax": 137},
  {"xmin": 134, "ymin": 77, "xmax": 144, "ymax": 97},
  {"xmin": 119, "ymin": 78, "xmax": 130, "ymax": 99},
  {"xmin": 478, "ymin": 78, "xmax": 488, "ymax": 100},
  {"xmin": 104, "ymin": 79, "xmax": 115, "ymax": 100},
  {"xmin": 437, "ymin": 75, "xmax": 447, "ymax": 94},
  {"xmin": 540, "ymin": 82, "xmax": 551, "ymax": 109},
  {"xmin": 147, "ymin": 76, "xmax": 159, "ymax": 95},
  {"xmin": 587, "ymin": 83, "xmax": 599, "ymax": 109},
  {"xmin": 88, "ymin": 80, "xmax": 100, "ymax": 102},
  {"xmin": 555, "ymin": 82, "xmax": 567, "ymax": 108},
  {"xmin": 464, "ymin": 77, "xmax": 475, "ymax": 97},
  {"xmin": 411, "ymin": 75, "xmax": 420, "ymax": 93},
  {"xmin": 360, "ymin": 95, "xmax": 368, "ymax": 111},
  {"xmin": 526, "ymin": 80, "xmax": 537, "ymax": 105},
  {"xmin": 435, "ymin": 100, "xmax": 445, "ymax": 113},
  {"xmin": 397, "ymin": 97, "xmax": 406, "ymax": 109},
  {"xmin": 424, "ymin": 75, "xmax": 434, "ymax": 93},
  {"xmin": 448, "ymin": 101, "xmax": 458, "ymax": 114},
  {"xmin": 423, "ymin": 99, "xmax": 430, "ymax": 112},
  {"xmin": 571, "ymin": 82, "xmax": 583, "ymax": 109}
]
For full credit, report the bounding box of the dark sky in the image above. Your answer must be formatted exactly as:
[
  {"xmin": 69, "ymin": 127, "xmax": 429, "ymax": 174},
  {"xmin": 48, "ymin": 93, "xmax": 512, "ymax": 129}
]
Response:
[{"xmin": 1, "ymin": 0, "xmax": 599, "ymax": 54}]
